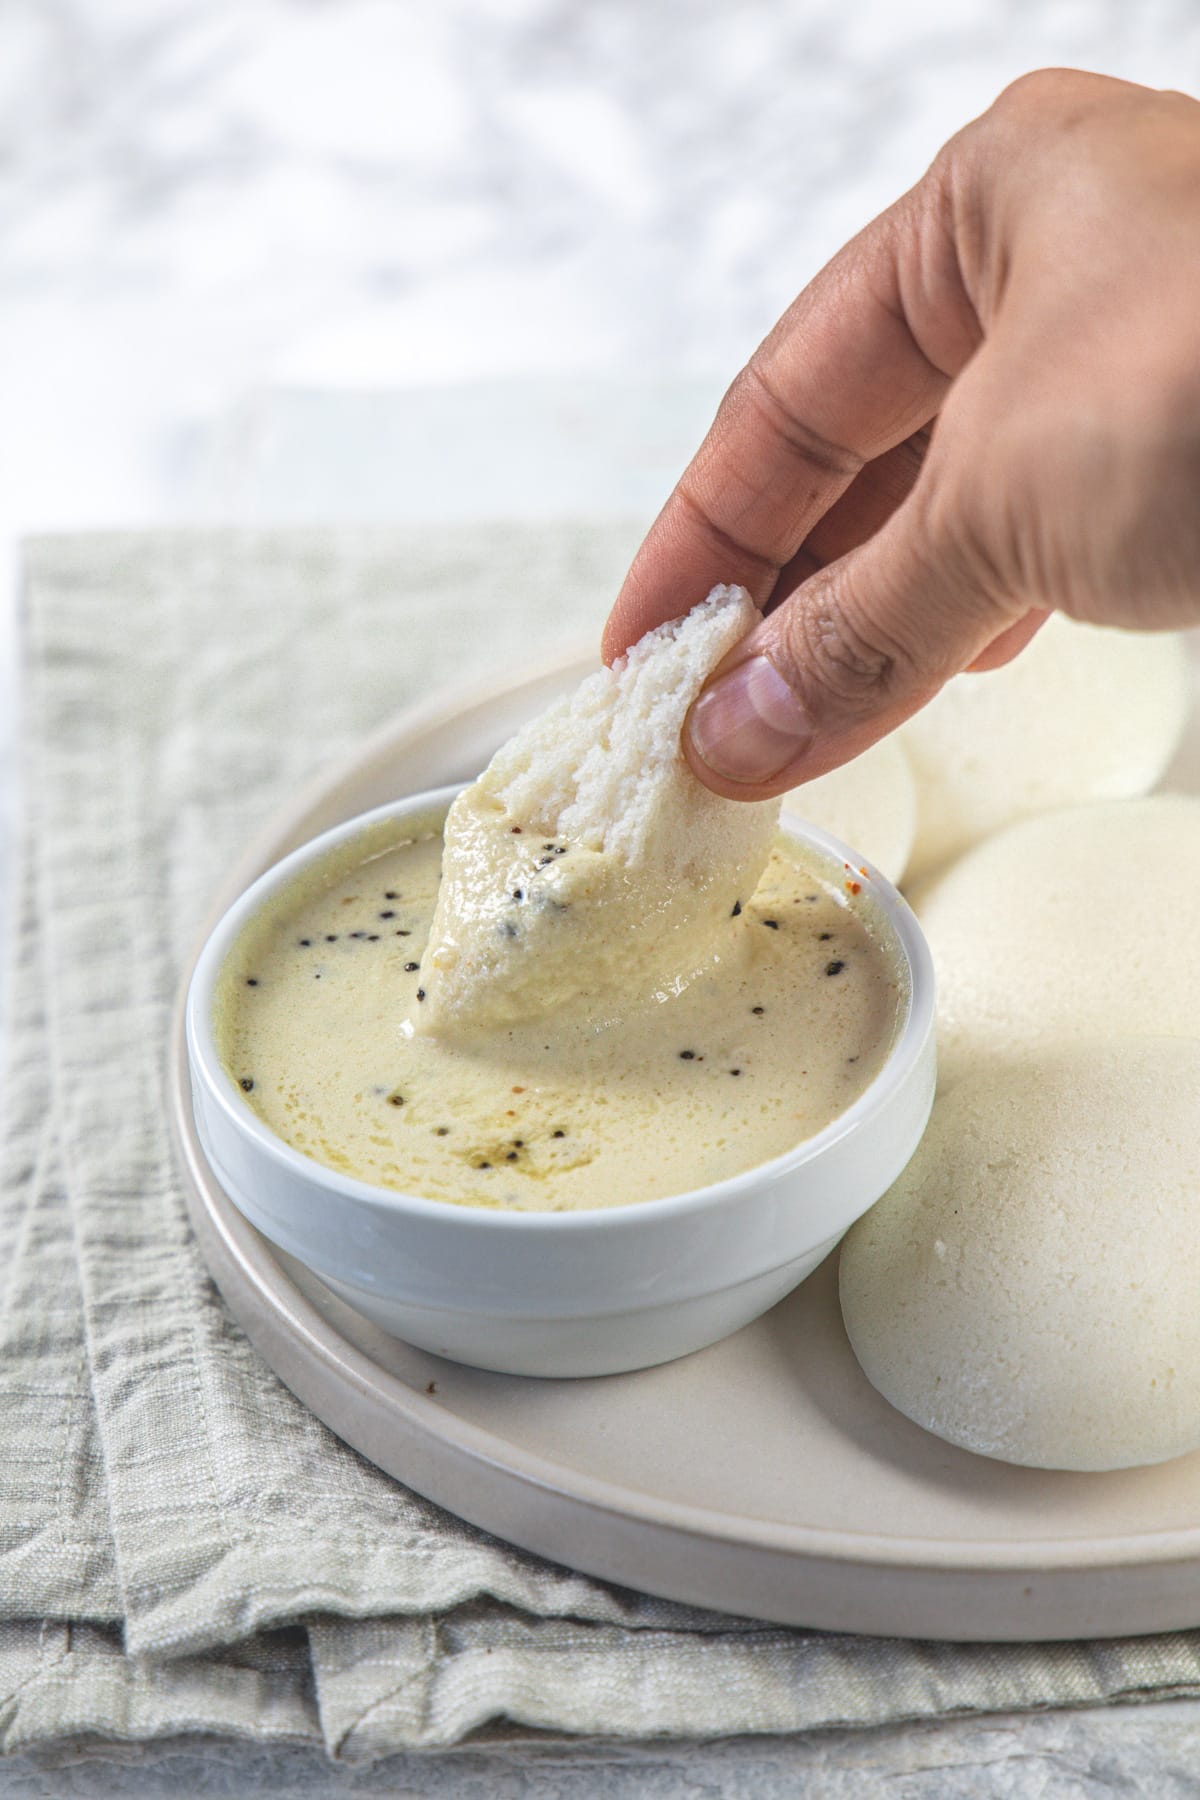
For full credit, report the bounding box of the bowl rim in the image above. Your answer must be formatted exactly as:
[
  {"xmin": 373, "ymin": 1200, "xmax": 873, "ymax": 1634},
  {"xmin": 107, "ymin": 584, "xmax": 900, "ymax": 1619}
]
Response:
[{"xmin": 186, "ymin": 782, "xmax": 935, "ymax": 1232}]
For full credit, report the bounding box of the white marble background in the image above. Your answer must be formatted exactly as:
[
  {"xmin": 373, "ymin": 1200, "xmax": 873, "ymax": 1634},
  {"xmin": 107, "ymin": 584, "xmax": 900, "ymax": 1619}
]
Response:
[{"xmin": 4, "ymin": 0, "xmax": 1200, "ymax": 1791}]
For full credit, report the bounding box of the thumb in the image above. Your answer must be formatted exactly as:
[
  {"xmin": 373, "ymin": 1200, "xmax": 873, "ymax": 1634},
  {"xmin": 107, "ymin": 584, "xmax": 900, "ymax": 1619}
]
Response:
[{"xmin": 684, "ymin": 503, "xmax": 1022, "ymax": 800}]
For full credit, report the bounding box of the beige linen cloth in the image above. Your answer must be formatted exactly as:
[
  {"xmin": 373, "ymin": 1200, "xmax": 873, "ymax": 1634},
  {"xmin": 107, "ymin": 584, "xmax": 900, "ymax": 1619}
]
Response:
[{"xmin": 2, "ymin": 523, "xmax": 1199, "ymax": 1763}]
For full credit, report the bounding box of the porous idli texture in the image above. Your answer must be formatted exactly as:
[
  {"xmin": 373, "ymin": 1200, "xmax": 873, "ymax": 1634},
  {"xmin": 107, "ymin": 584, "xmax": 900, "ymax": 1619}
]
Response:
[
  {"xmin": 781, "ymin": 734, "xmax": 916, "ymax": 885},
  {"xmin": 912, "ymin": 795, "xmax": 1200, "ymax": 1090},
  {"xmin": 840, "ymin": 1040, "xmax": 1200, "ymax": 1471},
  {"xmin": 422, "ymin": 585, "xmax": 779, "ymax": 1030},
  {"xmin": 900, "ymin": 616, "xmax": 1190, "ymax": 882}
]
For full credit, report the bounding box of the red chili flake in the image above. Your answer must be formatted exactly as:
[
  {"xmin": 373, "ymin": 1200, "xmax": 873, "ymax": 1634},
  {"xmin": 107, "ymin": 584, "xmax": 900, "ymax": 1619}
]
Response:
[{"xmin": 846, "ymin": 880, "xmax": 862, "ymax": 895}]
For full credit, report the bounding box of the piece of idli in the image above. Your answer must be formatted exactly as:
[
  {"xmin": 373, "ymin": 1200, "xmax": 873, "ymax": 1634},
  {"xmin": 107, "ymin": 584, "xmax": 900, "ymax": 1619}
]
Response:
[
  {"xmin": 840, "ymin": 1039, "xmax": 1200, "ymax": 1471},
  {"xmin": 781, "ymin": 735, "xmax": 916, "ymax": 885},
  {"xmin": 900, "ymin": 615, "xmax": 1190, "ymax": 881},
  {"xmin": 913, "ymin": 795, "xmax": 1200, "ymax": 1088},
  {"xmin": 420, "ymin": 586, "xmax": 779, "ymax": 1033}
]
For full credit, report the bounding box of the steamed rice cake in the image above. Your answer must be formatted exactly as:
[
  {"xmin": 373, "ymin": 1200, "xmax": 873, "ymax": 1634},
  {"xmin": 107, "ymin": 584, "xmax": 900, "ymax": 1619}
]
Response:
[
  {"xmin": 912, "ymin": 795, "xmax": 1200, "ymax": 1088},
  {"xmin": 839, "ymin": 1039, "xmax": 1200, "ymax": 1471},
  {"xmin": 420, "ymin": 585, "xmax": 779, "ymax": 1032},
  {"xmin": 782, "ymin": 735, "xmax": 916, "ymax": 885},
  {"xmin": 900, "ymin": 616, "xmax": 1190, "ymax": 881}
]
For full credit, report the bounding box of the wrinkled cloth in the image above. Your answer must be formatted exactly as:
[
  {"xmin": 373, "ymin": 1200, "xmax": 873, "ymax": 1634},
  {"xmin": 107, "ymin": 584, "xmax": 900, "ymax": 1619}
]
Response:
[{"xmin": 2, "ymin": 525, "xmax": 1199, "ymax": 1763}]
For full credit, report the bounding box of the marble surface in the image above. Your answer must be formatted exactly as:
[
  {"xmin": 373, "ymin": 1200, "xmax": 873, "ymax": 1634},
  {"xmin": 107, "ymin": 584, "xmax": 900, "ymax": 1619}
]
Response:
[{"xmin": 4, "ymin": 0, "xmax": 1200, "ymax": 1789}]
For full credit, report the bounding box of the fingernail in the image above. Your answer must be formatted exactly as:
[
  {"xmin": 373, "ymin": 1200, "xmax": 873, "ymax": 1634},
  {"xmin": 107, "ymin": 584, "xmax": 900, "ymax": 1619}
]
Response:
[{"xmin": 688, "ymin": 655, "xmax": 812, "ymax": 784}]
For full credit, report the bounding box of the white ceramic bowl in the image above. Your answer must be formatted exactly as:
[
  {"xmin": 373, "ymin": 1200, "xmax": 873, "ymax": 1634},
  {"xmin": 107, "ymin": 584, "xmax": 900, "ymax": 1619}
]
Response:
[{"xmin": 186, "ymin": 784, "xmax": 936, "ymax": 1378}]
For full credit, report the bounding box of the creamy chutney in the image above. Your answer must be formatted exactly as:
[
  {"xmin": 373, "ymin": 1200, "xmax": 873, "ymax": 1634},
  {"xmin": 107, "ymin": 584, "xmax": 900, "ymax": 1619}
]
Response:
[{"xmin": 214, "ymin": 812, "xmax": 906, "ymax": 1212}]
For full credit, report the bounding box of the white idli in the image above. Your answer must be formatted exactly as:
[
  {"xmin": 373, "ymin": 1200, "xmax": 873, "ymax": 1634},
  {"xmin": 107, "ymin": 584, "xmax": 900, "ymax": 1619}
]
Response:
[
  {"xmin": 781, "ymin": 735, "xmax": 916, "ymax": 885},
  {"xmin": 421, "ymin": 586, "xmax": 779, "ymax": 1031},
  {"xmin": 840, "ymin": 1039, "xmax": 1200, "ymax": 1471},
  {"xmin": 900, "ymin": 616, "xmax": 1190, "ymax": 881},
  {"xmin": 913, "ymin": 795, "xmax": 1200, "ymax": 1088}
]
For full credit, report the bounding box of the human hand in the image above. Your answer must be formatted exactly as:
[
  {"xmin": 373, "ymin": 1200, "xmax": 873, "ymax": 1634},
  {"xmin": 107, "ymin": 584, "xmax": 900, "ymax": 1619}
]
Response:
[{"xmin": 602, "ymin": 70, "xmax": 1200, "ymax": 799}]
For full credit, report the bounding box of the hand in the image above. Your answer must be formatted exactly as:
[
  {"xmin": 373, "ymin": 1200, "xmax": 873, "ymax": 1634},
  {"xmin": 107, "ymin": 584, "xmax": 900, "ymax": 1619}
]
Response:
[{"xmin": 602, "ymin": 70, "xmax": 1200, "ymax": 799}]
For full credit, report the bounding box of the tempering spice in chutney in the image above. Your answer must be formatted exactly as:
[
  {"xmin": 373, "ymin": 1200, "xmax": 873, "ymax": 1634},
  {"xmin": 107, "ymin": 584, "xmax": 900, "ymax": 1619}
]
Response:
[{"xmin": 215, "ymin": 812, "xmax": 906, "ymax": 1213}]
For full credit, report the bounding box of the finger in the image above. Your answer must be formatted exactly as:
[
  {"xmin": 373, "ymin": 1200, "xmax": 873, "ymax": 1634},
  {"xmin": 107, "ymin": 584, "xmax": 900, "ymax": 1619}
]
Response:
[
  {"xmin": 602, "ymin": 174, "xmax": 981, "ymax": 664},
  {"xmin": 764, "ymin": 425, "xmax": 934, "ymax": 609},
  {"xmin": 965, "ymin": 607, "xmax": 1049, "ymax": 671},
  {"xmin": 683, "ymin": 486, "xmax": 1025, "ymax": 799}
]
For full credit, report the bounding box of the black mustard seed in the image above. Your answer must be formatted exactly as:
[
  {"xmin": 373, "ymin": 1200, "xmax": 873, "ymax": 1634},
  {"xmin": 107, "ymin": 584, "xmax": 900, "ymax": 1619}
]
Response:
[
  {"xmin": 239, "ymin": 1077, "xmax": 254, "ymax": 1092},
  {"xmin": 825, "ymin": 960, "xmax": 846, "ymax": 976}
]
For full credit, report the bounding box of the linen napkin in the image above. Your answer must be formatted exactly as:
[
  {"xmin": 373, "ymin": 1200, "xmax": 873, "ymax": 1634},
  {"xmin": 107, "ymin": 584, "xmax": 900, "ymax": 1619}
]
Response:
[{"xmin": 2, "ymin": 522, "xmax": 1199, "ymax": 1762}]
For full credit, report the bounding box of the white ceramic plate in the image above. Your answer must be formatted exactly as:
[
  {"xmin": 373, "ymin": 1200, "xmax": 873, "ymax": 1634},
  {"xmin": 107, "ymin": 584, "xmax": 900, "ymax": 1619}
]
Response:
[{"xmin": 169, "ymin": 637, "xmax": 1200, "ymax": 1642}]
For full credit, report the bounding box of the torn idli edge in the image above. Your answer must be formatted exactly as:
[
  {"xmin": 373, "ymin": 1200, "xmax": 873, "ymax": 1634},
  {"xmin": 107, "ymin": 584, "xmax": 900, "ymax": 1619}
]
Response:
[
  {"xmin": 781, "ymin": 734, "xmax": 916, "ymax": 886},
  {"xmin": 839, "ymin": 1039, "xmax": 1200, "ymax": 1472},
  {"xmin": 418, "ymin": 585, "xmax": 779, "ymax": 1034},
  {"xmin": 899, "ymin": 615, "xmax": 1190, "ymax": 883},
  {"xmin": 911, "ymin": 794, "xmax": 1200, "ymax": 1090}
]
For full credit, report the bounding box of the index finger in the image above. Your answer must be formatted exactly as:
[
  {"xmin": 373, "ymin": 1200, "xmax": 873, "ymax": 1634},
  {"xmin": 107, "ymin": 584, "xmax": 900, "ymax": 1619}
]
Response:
[{"xmin": 601, "ymin": 170, "xmax": 979, "ymax": 662}]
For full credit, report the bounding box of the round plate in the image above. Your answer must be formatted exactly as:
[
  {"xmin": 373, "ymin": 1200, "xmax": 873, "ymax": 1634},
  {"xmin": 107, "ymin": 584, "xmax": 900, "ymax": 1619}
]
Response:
[{"xmin": 169, "ymin": 640, "xmax": 1200, "ymax": 1641}]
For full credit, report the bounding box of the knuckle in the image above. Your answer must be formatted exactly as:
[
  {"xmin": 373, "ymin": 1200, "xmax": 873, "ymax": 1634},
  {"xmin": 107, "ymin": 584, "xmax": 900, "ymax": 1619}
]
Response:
[
  {"xmin": 989, "ymin": 67, "xmax": 1098, "ymax": 122},
  {"xmin": 726, "ymin": 363, "xmax": 863, "ymax": 481},
  {"xmin": 777, "ymin": 584, "xmax": 914, "ymax": 714}
]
